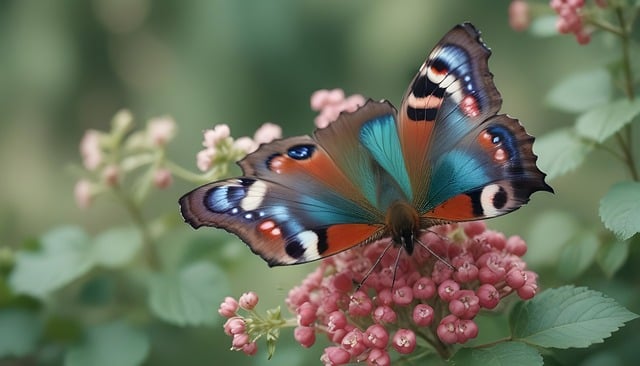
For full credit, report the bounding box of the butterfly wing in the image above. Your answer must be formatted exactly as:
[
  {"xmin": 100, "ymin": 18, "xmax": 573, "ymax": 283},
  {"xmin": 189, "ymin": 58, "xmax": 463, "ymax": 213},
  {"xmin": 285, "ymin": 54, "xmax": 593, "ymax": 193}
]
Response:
[{"xmin": 397, "ymin": 22, "xmax": 552, "ymax": 222}]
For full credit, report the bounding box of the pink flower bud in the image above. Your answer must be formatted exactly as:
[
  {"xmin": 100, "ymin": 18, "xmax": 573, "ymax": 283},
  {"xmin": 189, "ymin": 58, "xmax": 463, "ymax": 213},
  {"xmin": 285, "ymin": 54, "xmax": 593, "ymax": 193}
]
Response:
[
  {"xmin": 238, "ymin": 291, "xmax": 259, "ymax": 310},
  {"xmin": 412, "ymin": 303, "xmax": 434, "ymax": 326},
  {"xmin": 253, "ymin": 122, "xmax": 282, "ymax": 145},
  {"xmin": 203, "ymin": 124, "xmax": 230, "ymax": 148},
  {"xmin": 456, "ymin": 319, "xmax": 479, "ymax": 343},
  {"xmin": 231, "ymin": 332, "xmax": 250, "ymax": 349},
  {"xmin": 80, "ymin": 130, "xmax": 103, "ymax": 170},
  {"xmin": 363, "ymin": 324, "xmax": 389, "ymax": 349},
  {"xmin": 218, "ymin": 296, "xmax": 239, "ymax": 317},
  {"xmin": 437, "ymin": 279, "xmax": 460, "ymax": 302},
  {"xmin": 233, "ymin": 136, "xmax": 258, "ymax": 154},
  {"xmin": 463, "ymin": 221, "xmax": 486, "ymax": 237},
  {"xmin": 341, "ymin": 329, "xmax": 366, "ymax": 356},
  {"xmin": 349, "ymin": 291, "xmax": 373, "ymax": 317},
  {"xmin": 509, "ymin": 0, "xmax": 530, "ymax": 32},
  {"xmin": 392, "ymin": 286, "xmax": 414, "ymax": 306},
  {"xmin": 153, "ymin": 168, "xmax": 172, "ymax": 189},
  {"xmin": 437, "ymin": 315, "xmax": 459, "ymax": 344},
  {"xmin": 372, "ymin": 305, "xmax": 397, "ymax": 324},
  {"xmin": 223, "ymin": 317, "xmax": 245, "ymax": 336},
  {"xmin": 101, "ymin": 164, "xmax": 120, "ymax": 187},
  {"xmin": 294, "ymin": 326, "xmax": 316, "ymax": 348},
  {"xmin": 327, "ymin": 311, "xmax": 348, "ymax": 332},
  {"xmin": 453, "ymin": 261, "xmax": 479, "ymax": 283},
  {"xmin": 375, "ymin": 288, "xmax": 393, "ymax": 306},
  {"xmin": 392, "ymin": 329, "xmax": 416, "ymax": 354},
  {"xmin": 449, "ymin": 290, "xmax": 480, "ymax": 319},
  {"xmin": 412, "ymin": 277, "xmax": 436, "ymax": 300},
  {"xmin": 147, "ymin": 116, "xmax": 176, "ymax": 147},
  {"xmin": 196, "ymin": 148, "xmax": 215, "ymax": 172},
  {"xmin": 505, "ymin": 268, "xmax": 526, "ymax": 289},
  {"xmin": 332, "ymin": 272, "xmax": 353, "ymax": 293},
  {"xmin": 242, "ymin": 341, "xmax": 257, "ymax": 356},
  {"xmin": 367, "ymin": 348, "xmax": 391, "ymax": 366},
  {"xmin": 310, "ymin": 89, "xmax": 331, "ymax": 111},
  {"xmin": 321, "ymin": 346, "xmax": 351, "ymax": 365},
  {"xmin": 506, "ymin": 235, "xmax": 527, "ymax": 256},
  {"xmin": 477, "ymin": 284, "xmax": 500, "ymax": 309},
  {"xmin": 296, "ymin": 301, "xmax": 318, "ymax": 326}
]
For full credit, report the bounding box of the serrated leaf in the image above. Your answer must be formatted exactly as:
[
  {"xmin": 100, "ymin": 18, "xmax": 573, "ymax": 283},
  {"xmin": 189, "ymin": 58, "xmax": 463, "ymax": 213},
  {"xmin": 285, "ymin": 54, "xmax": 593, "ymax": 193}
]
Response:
[
  {"xmin": 92, "ymin": 227, "xmax": 142, "ymax": 268},
  {"xmin": 556, "ymin": 231, "xmax": 600, "ymax": 280},
  {"xmin": 546, "ymin": 69, "xmax": 611, "ymax": 113},
  {"xmin": 0, "ymin": 309, "xmax": 42, "ymax": 357},
  {"xmin": 576, "ymin": 99, "xmax": 640, "ymax": 143},
  {"xmin": 511, "ymin": 286, "xmax": 638, "ymax": 348},
  {"xmin": 525, "ymin": 211, "xmax": 581, "ymax": 267},
  {"xmin": 597, "ymin": 239, "xmax": 629, "ymax": 278},
  {"xmin": 534, "ymin": 128, "xmax": 594, "ymax": 180},
  {"xmin": 149, "ymin": 261, "xmax": 229, "ymax": 326},
  {"xmin": 529, "ymin": 15, "xmax": 560, "ymax": 38},
  {"xmin": 65, "ymin": 321, "xmax": 149, "ymax": 366},
  {"xmin": 600, "ymin": 182, "xmax": 640, "ymax": 240},
  {"xmin": 9, "ymin": 226, "xmax": 94, "ymax": 298},
  {"xmin": 451, "ymin": 341, "xmax": 542, "ymax": 366}
]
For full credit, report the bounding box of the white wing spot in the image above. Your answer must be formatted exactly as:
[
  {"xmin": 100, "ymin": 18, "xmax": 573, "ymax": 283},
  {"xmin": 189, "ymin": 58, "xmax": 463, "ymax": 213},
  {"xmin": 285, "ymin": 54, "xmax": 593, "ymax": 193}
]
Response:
[{"xmin": 240, "ymin": 180, "xmax": 268, "ymax": 211}]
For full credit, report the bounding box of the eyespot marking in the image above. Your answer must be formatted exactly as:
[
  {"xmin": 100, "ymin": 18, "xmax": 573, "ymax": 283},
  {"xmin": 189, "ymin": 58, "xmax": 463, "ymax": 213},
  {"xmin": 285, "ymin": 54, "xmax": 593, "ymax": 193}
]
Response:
[{"xmin": 287, "ymin": 144, "xmax": 315, "ymax": 160}]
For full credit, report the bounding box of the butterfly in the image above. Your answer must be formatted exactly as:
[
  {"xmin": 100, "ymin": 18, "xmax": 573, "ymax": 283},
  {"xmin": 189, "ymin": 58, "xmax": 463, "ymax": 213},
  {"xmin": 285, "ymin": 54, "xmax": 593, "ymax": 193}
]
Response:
[{"xmin": 179, "ymin": 23, "xmax": 553, "ymax": 267}]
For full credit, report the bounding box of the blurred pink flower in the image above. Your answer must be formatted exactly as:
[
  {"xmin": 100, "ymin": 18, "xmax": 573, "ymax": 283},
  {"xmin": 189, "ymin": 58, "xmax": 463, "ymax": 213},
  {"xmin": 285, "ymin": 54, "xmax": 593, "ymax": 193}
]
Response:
[
  {"xmin": 203, "ymin": 124, "xmax": 230, "ymax": 148},
  {"xmin": 233, "ymin": 136, "xmax": 258, "ymax": 154},
  {"xmin": 311, "ymin": 89, "xmax": 366, "ymax": 128},
  {"xmin": 101, "ymin": 164, "xmax": 120, "ymax": 187},
  {"xmin": 74, "ymin": 179, "xmax": 93, "ymax": 209},
  {"xmin": 253, "ymin": 122, "xmax": 282, "ymax": 145},
  {"xmin": 79, "ymin": 130, "xmax": 103, "ymax": 171},
  {"xmin": 550, "ymin": 0, "xmax": 592, "ymax": 44},
  {"xmin": 147, "ymin": 116, "xmax": 176, "ymax": 147},
  {"xmin": 153, "ymin": 168, "xmax": 173, "ymax": 189},
  {"xmin": 509, "ymin": 0, "xmax": 530, "ymax": 31}
]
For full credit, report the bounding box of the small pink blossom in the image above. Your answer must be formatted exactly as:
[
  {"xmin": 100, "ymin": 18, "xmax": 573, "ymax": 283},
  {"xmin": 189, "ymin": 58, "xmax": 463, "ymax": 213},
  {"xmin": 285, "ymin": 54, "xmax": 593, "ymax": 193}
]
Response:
[
  {"xmin": 253, "ymin": 122, "xmax": 282, "ymax": 145},
  {"xmin": 203, "ymin": 124, "xmax": 230, "ymax": 148},
  {"xmin": 224, "ymin": 317, "xmax": 246, "ymax": 336},
  {"xmin": 74, "ymin": 179, "xmax": 93, "ymax": 209},
  {"xmin": 297, "ymin": 301, "xmax": 318, "ymax": 326},
  {"xmin": 367, "ymin": 348, "xmax": 391, "ymax": 366},
  {"xmin": 294, "ymin": 326, "xmax": 316, "ymax": 348},
  {"xmin": 363, "ymin": 324, "xmax": 389, "ymax": 349},
  {"xmin": 242, "ymin": 342, "xmax": 257, "ymax": 356},
  {"xmin": 550, "ymin": 0, "xmax": 593, "ymax": 45},
  {"xmin": 80, "ymin": 130, "xmax": 103, "ymax": 170},
  {"xmin": 392, "ymin": 329, "xmax": 416, "ymax": 354},
  {"xmin": 233, "ymin": 136, "xmax": 258, "ymax": 154},
  {"xmin": 238, "ymin": 291, "xmax": 259, "ymax": 310},
  {"xmin": 102, "ymin": 164, "xmax": 120, "ymax": 187},
  {"xmin": 196, "ymin": 148, "xmax": 216, "ymax": 172},
  {"xmin": 311, "ymin": 89, "xmax": 366, "ymax": 128},
  {"xmin": 412, "ymin": 304, "xmax": 434, "ymax": 326},
  {"xmin": 147, "ymin": 116, "xmax": 176, "ymax": 147},
  {"xmin": 218, "ymin": 296, "xmax": 239, "ymax": 318},
  {"xmin": 321, "ymin": 346, "xmax": 350, "ymax": 365}
]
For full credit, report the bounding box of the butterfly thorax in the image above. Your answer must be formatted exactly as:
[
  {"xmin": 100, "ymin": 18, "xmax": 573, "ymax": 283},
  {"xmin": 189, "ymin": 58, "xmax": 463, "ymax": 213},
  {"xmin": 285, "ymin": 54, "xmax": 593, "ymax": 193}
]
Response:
[{"xmin": 385, "ymin": 201, "xmax": 420, "ymax": 255}]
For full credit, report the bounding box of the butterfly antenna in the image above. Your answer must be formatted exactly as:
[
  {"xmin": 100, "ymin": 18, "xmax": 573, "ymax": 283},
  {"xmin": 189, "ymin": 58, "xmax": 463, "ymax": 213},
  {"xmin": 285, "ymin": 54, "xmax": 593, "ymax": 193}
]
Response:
[
  {"xmin": 354, "ymin": 239, "xmax": 394, "ymax": 293},
  {"xmin": 415, "ymin": 237, "xmax": 454, "ymax": 270}
]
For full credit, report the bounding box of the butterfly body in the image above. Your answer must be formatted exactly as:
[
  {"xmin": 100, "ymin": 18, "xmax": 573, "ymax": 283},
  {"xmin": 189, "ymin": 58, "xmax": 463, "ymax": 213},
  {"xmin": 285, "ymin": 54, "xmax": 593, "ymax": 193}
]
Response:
[{"xmin": 179, "ymin": 23, "xmax": 552, "ymax": 266}]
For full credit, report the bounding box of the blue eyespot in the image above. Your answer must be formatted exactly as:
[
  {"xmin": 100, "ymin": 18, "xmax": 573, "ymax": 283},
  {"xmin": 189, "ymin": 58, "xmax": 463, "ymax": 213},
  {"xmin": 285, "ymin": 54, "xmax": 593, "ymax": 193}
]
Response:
[
  {"xmin": 486, "ymin": 126, "xmax": 517, "ymax": 159},
  {"xmin": 287, "ymin": 144, "xmax": 315, "ymax": 160}
]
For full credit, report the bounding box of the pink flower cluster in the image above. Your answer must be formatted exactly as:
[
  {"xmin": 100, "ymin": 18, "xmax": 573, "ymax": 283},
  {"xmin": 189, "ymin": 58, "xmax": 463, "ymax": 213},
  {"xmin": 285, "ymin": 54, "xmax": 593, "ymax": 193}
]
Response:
[
  {"xmin": 196, "ymin": 122, "xmax": 282, "ymax": 172},
  {"xmin": 283, "ymin": 222, "xmax": 537, "ymax": 364},
  {"xmin": 550, "ymin": 0, "xmax": 594, "ymax": 44},
  {"xmin": 509, "ymin": 0, "xmax": 531, "ymax": 32},
  {"xmin": 310, "ymin": 89, "xmax": 366, "ymax": 128},
  {"xmin": 219, "ymin": 292, "xmax": 260, "ymax": 356},
  {"xmin": 219, "ymin": 222, "xmax": 538, "ymax": 364}
]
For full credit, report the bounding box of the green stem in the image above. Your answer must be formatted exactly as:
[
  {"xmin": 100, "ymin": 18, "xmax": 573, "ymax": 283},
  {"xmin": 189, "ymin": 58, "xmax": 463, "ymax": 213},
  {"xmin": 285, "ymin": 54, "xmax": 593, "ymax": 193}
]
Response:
[
  {"xmin": 164, "ymin": 159, "xmax": 223, "ymax": 184},
  {"xmin": 113, "ymin": 186, "xmax": 161, "ymax": 270}
]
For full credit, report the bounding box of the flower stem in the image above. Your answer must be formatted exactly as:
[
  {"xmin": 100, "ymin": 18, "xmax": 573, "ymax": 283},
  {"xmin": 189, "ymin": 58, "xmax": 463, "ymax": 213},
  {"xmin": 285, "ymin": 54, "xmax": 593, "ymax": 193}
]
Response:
[{"xmin": 113, "ymin": 186, "xmax": 161, "ymax": 270}]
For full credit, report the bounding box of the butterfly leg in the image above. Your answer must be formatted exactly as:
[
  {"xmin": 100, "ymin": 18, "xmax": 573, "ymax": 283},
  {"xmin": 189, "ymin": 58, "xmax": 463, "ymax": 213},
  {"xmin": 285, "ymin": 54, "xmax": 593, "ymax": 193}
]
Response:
[
  {"xmin": 354, "ymin": 239, "xmax": 394, "ymax": 293},
  {"xmin": 415, "ymin": 234, "xmax": 454, "ymax": 270}
]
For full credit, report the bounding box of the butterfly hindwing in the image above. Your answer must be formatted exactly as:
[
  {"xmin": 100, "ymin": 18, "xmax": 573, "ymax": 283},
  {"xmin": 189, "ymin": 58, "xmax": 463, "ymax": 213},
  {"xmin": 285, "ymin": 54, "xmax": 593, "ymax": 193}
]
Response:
[{"xmin": 180, "ymin": 177, "xmax": 383, "ymax": 265}]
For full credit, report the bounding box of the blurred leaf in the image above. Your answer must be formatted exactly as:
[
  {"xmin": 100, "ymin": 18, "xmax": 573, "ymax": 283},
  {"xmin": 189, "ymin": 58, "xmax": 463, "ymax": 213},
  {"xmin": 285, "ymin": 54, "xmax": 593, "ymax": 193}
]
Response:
[
  {"xmin": 546, "ymin": 69, "xmax": 611, "ymax": 113},
  {"xmin": 511, "ymin": 286, "xmax": 638, "ymax": 348},
  {"xmin": 597, "ymin": 239, "xmax": 629, "ymax": 278},
  {"xmin": 534, "ymin": 128, "xmax": 594, "ymax": 180},
  {"xmin": 575, "ymin": 98, "xmax": 640, "ymax": 143},
  {"xmin": 529, "ymin": 15, "xmax": 559, "ymax": 37},
  {"xmin": 525, "ymin": 211, "xmax": 581, "ymax": 267},
  {"xmin": 149, "ymin": 261, "xmax": 229, "ymax": 326},
  {"xmin": 451, "ymin": 341, "xmax": 542, "ymax": 366},
  {"xmin": 556, "ymin": 231, "xmax": 600, "ymax": 280},
  {"xmin": 0, "ymin": 309, "xmax": 42, "ymax": 357},
  {"xmin": 65, "ymin": 321, "xmax": 149, "ymax": 366},
  {"xmin": 92, "ymin": 227, "xmax": 142, "ymax": 268},
  {"xmin": 600, "ymin": 181, "xmax": 640, "ymax": 240},
  {"xmin": 9, "ymin": 226, "xmax": 93, "ymax": 298}
]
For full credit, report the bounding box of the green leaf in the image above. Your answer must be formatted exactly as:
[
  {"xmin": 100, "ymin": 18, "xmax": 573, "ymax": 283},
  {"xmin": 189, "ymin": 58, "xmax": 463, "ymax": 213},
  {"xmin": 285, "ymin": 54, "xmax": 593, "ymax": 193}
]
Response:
[
  {"xmin": 525, "ymin": 211, "xmax": 581, "ymax": 267},
  {"xmin": 65, "ymin": 321, "xmax": 149, "ymax": 366},
  {"xmin": 546, "ymin": 69, "xmax": 611, "ymax": 113},
  {"xmin": 451, "ymin": 341, "xmax": 542, "ymax": 366},
  {"xmin": 92, "ymin": 227, "xmax": 142, "ymax": 268},
  {"xmin": 149, "ymin": 261, "xmax": 229, "ymax": 326},
  {"xmin": 0, "ymin": 309, "xmax": 42, "ymax": 357},
  {"xmin": 576, "ymin": 98, "xmax": 640, "ymax": 143},
  {"xmin": 597, "ymin": 239, "xmax": 629, "ymax": 278},
  {"xmin": 600, "ymin": 182, "xmax": 640, "ymax": 240},
  {"xmin": 534, "ymin": 128, "xmax": 594, "ymax": 180},
  {"xmin": 556, "ymin": 231, "xmax": 600, "ymax": 280},
  {"xmin": 9, "ymin": 226, "xmax": 94, "ymax": 298},
  {"xmin": 511, "ymin": 286, "xmax": 638, "ymax": 348}
]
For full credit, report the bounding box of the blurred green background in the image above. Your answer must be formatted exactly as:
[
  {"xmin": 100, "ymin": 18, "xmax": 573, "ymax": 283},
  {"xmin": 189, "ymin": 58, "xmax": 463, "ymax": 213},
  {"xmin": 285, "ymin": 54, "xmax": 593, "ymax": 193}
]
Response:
[{"xmin": 0, "ymin": 0, "xmax": 631, "ymax": 365}]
